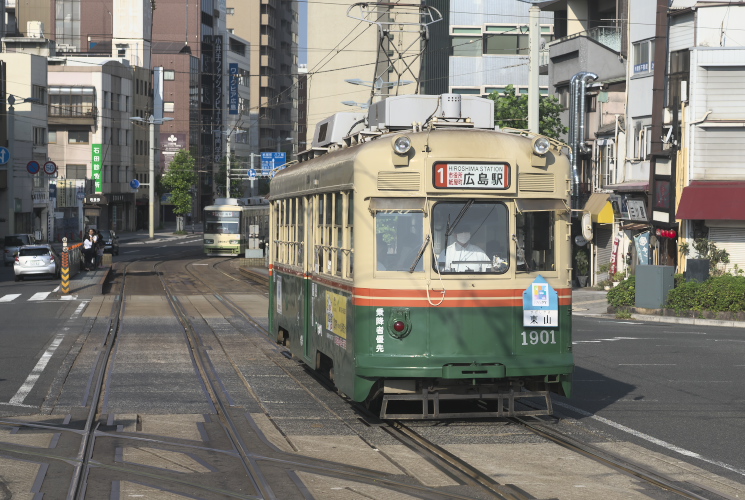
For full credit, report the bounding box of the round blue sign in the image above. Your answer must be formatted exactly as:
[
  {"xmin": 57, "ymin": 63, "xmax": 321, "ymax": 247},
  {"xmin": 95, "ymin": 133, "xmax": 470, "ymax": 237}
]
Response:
[
  {"xmin": 130, "ymin": 179, "xmax": 141, "ymax": 189},
  {"xmin": 26, "ymin": 161, "xmax": 40, "ymax": 174}
]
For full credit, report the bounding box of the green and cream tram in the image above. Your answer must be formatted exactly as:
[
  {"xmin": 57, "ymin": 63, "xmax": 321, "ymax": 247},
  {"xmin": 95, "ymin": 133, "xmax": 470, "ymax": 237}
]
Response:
[
  {"xmin": 204, "ymin": 199, "xmax": 245, "ymax": 256},
  {"xmin": 268, "ymin": 94, "xmax": 573, "ymax": 419}
]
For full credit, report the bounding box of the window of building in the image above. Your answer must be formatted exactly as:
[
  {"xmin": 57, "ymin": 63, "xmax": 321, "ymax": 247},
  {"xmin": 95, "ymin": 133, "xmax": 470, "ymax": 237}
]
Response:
[
  {"xmin": 633, "ymin": 39, "xmax": 655, "ymax": 74},
  {"xmin": 68, "ymin": 130, "xmax": 89, "ymax": 144},
  {"xmin": 452, "ymin": 35, "xmax": 482, "ymax": 57},
  {"xmin": 164, "ymin": 70, "xmax": 175, "ymax": 81},
  {"xmin": 484, "ymin": 31, "xmax": 528, "ymax": 55},
  {"xmin": 164, "ymin": 102, "xmax": 175, "ymax": 113},
  {"xmin": 33, "ymin": 127, "xmax": 46, "ymax": 146},
  {"xmin": 103, "ymin": 91, "xmax": 109, "ymax": 109},
  {"xmin": 226, "ymin": 7, "xmax": 234, "ymax": 14},
  {"xmin": 32, "ymin": 85, "xmax": 47, "ymax": 105},
  {"xmin": 48, "ymin": 130, "xmax": 57, "ymax": 144},
  {"xmin": 65, "ymin": 164, "xmax": 87, "ymax": 179}
]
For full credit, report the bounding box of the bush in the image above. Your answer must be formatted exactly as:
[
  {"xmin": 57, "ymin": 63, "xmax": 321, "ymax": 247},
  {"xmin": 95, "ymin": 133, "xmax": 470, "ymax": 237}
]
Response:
[
  {"xmin": 665, "ymin": 275, "xmax": 745, "ymax": 312},
  {"xmin": 607, "ymin": 275, "xmax": 635, "ymax": 307}
]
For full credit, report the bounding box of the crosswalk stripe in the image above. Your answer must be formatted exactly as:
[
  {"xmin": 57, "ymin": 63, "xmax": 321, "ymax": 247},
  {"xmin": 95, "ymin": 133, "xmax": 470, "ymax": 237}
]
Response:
[
  {"xmin": 0, "ymin": 294, "xmax": 21, "ymax": 302},
  {"xmin": 28, "ymin": 292, "xmax": 51, "ymax": 301}
]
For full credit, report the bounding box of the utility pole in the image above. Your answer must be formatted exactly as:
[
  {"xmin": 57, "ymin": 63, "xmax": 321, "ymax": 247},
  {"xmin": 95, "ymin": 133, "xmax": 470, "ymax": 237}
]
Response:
[
  {"xmin": 226, "ymin": 134, "xmax": 231, "ymax": 198},
  {"xmin": 528, "ymin": 4, "xmax": 540, "ymax": 134}
]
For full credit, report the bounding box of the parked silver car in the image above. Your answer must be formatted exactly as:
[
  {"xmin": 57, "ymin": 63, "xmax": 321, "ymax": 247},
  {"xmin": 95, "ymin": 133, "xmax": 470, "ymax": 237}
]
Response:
[
  {"xmin": 4, "ymin": 234, "xmax": 35, "ymax": 266},
  {"xmin": 13, "ymin": 244, "xmax": 60, "ymax": 281}
]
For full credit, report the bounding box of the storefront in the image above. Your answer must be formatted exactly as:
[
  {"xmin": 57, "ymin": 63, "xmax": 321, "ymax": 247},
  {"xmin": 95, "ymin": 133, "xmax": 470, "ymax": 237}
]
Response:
[{"xmin": 677, "ymin": 181, "xmax": 745, "ymax": 272}]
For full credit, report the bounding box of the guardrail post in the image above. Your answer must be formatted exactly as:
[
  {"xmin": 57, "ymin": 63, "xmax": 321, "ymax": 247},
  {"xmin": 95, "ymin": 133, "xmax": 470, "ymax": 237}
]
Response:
[{"xmin": 61, "ymin": 237, "xmax": 70, "ymax": 294}]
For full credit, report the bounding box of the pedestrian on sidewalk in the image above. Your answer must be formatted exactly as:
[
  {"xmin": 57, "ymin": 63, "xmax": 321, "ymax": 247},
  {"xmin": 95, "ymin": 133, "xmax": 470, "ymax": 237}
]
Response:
[
  {"xmin": 83, "ymin": 229, "xmax": 97, "ymax": 270},
  {"xmin": 95, "ymin": 230, "xmax": 105, "ymax": 269}
]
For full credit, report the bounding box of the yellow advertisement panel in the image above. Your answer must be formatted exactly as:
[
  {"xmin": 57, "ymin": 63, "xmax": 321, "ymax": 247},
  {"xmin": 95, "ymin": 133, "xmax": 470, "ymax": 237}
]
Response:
[{"xmin": 325, "ymin": 291, "xmax": 347, "ymax": 338}]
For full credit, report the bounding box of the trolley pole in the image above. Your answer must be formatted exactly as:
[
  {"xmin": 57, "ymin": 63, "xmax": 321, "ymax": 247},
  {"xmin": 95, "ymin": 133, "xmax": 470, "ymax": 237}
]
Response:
[
  {"xmin": 528, "ymin": 4, "xmax": 540, "ymax": 134},
  {"xmin": 61, "ymin": 237, "xmax": 70, "ymax": 294}
]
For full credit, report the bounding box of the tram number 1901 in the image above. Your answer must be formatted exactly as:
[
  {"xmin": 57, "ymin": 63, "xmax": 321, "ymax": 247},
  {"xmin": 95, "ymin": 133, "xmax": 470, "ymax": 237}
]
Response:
[{"xmin": 520, "ymin": 330, "xmax": 556, "ymax": 346}]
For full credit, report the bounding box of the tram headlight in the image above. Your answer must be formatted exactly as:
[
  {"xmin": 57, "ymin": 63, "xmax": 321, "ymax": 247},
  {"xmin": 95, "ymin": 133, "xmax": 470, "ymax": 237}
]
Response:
[
  {"xmin": 229, "ymin": 239, "xmax": 239, "ymax": 245},
  {"xmin": 204, "ymin": 239, "xmax": 214, "ymax": 244},
  {"xmin": 532, "ymin": 136, "xmax": 551, "ymax": 156},
  {"xmin": 392, "ymin": 135, "xmax": 412, "ymax": 155}
]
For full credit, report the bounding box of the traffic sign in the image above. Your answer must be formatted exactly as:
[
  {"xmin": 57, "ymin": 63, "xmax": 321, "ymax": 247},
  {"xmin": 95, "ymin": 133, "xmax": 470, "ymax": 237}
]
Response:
[
  {"xmin": 130, "ymin": 179, "xmax": 141, "ymax": 189},
  {"xmin": 43, "ymin": 161, "xmax": 57, "ymax": 175},
  {"xmin": 26, "ymin": 161, "xmax": 40, "ymax": 174},
  {"xmin": 248, "ymin": 169, "xmax": 257, "ymax": 179},
  {"xmin": 0, "ymin": 147, "xmax": 9, "ymax": 165},
  {"xmin": 261, "ymin": 152, "xmax": 286, "ymax": 176}
]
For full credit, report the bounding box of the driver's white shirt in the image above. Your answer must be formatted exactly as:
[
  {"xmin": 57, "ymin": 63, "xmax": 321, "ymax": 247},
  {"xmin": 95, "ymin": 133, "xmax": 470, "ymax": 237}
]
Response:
[{"xmin": 445, "ymin": 241, "xmax": 490, "ymax": 271}]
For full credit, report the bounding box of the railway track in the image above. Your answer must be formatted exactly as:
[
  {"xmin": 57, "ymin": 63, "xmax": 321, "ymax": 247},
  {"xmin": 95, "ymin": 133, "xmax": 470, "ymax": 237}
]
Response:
[{"xmin": 0, "ymin": 254, "xmax": 736, "ymax": 499}]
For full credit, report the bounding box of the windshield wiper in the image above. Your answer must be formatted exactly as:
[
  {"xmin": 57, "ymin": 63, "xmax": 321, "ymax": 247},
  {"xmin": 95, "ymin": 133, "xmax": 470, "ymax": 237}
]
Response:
[
  {"xmin": 446, "ymin": 200, "xmax": 474, "ymax": 237},
  {"xmin": 409, "ymin": 235, "xmax": 430, "ymax": 273}
]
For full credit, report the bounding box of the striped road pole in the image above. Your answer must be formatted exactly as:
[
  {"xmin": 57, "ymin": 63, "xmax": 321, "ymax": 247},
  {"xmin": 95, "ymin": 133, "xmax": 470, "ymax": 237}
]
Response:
[{"xmin": 61, "ymin": 237, "xmax": 70, "ymax": 294}]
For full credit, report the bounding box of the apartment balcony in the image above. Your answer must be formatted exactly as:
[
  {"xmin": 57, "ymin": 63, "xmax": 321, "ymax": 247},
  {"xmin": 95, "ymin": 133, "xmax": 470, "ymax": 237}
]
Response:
[
  {"xmin": 48, "ymin": 105, "xmax": 98, "ymax": 126},
  {"xmin": 548, "ymin": 26, "xmax": 625, "ymax": 83}
]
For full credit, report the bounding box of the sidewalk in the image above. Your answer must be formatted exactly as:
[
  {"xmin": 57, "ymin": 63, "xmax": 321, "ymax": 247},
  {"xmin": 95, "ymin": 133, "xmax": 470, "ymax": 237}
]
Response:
[{"xmin": 571, "ymin": 286, "xmax": 743, "ymax": 329}]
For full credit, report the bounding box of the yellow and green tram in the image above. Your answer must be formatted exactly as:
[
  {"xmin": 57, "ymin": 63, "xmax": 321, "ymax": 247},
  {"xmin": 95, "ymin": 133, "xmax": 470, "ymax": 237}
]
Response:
[
  {"xmin": 268, "ymin": 100, "xmax": 573, "ymax": 419},
  {"xmin": 204, "ymin": 199, "xmax": 269, "ymax": 257}
]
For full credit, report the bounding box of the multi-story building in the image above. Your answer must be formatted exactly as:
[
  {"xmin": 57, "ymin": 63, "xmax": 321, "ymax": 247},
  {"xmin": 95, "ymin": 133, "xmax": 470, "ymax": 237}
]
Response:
[
  {"xmin": 539, "ymin": 0, "xmax": 628, "ymax": 285},
  {"xmin": 444, "ymin": 0, "xmax": 554, "ymax": 99},
  {"xmin": 227, "ymin": 0, "xmax": 297, "ymax": 155},
  {"xmin": 669, "ymin": 1, "xmax": 745, "ymax": 271},
  {"xmin": 0, "ymin": 52, "xmax": 49, "ymax": 239},
  {"xmin": 47, "ymin": 58, "xmax": 136, "ymax": 232}
]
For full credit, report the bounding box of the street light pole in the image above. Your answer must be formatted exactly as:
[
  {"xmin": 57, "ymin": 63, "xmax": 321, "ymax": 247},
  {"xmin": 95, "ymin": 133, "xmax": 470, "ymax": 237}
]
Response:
[
  {"xmin": 148, "ymin": 115, "xmax": 155, "ymax": 238},
  {"xmin": 131, "ymin": 114, "xmax": 173, "ymax": 239},
  {"xmin": 226, "ymin": 133, "xmax": 231, "ymax": 198},
  {"xmin": 7, "ymin": 95, "xmax": 15, "ymax": 235}
]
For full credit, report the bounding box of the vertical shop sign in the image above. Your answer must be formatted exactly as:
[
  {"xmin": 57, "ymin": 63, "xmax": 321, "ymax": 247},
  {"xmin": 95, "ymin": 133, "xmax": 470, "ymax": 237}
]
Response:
[{"xmin": 92, "ymin": 144, "xmax": 103, "ymax": 194}]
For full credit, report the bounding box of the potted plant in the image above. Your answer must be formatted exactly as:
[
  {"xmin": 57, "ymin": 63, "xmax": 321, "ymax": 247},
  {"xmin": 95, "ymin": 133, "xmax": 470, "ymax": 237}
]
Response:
[
  {"xmin": 575, "ymin": 248, "xmax": 589, "ymax": 287},
  {"xmin": 612, "ymin": 271, "xmax": 625, "ymax": 287}
]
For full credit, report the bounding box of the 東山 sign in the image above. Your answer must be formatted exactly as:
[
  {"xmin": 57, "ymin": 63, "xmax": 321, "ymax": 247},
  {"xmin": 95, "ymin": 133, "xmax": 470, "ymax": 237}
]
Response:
[
  {"xmin": 229, "ymin": 63, "xmax": 239, "ymax": 115},
  {"xmin": 92, "ymin": 144, "xmax": 103, "ymax": 194},
  {"xmin": 522, "ymin": 275, "xmax": 559, "ymax": 328},
  {"xmin": 261, "ymin": 152, "xmax": 286, "ymax": 176}
]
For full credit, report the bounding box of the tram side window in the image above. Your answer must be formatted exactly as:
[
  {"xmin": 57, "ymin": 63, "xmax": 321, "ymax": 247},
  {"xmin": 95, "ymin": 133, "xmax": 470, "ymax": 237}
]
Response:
[
  {"xmin": 515, "ymin": 211, "xmax": 555, "ymax": 272},
  {"xmin": 376, "ymin": 213, "xmax": 425, "ymax": 272},
  {"xmin": 314, "ymin": 191, "xmax": 353, "ymax": 278},
  {"xmin": 432, "ymin": 201, "xmax": 509, "ymax": 274}
]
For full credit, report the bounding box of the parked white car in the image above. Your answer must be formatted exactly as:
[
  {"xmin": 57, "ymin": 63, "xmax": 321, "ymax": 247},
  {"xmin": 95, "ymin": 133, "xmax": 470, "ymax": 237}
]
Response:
[{"xmin": 13, "ymin": 244, "xmax": 61, "ymax": 281}]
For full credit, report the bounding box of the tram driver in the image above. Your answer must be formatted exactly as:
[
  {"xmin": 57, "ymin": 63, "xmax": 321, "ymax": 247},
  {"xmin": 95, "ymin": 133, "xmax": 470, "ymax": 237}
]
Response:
[{"xmin": 444, "ymin": 221, "xmax": 491, "ymax": 272}]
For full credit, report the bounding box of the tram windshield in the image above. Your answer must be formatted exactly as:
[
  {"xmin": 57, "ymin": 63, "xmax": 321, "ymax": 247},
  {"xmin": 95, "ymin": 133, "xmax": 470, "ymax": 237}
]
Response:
[
  {"xmin": 376, "ymin": 213, "xmax": 425, "ymax": 272},
  {"xmin": 205, "ymin": 211, "xmax": 240, "ymax": 234},
  {"xmin": 432, "ymin": 201, "xmax": 509, "ymax": 274}
]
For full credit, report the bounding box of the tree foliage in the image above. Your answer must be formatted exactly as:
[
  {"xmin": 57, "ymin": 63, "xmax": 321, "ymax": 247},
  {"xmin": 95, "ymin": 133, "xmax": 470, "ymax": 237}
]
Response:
[
  {"xmin": 161, "ymin": 149, "xmax": 197, "ymax": 216},
  {"xmin": 214, "ymin": 154, "xmax": 244, "ymax": 198},
  {"xmin": 488, "ymin": 84, "xmax": 567, "ymax": 140}
]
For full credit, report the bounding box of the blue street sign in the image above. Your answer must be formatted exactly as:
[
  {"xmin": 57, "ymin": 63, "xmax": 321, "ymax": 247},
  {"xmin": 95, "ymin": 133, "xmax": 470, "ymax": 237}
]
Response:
[
  {"xmin": 261, "ymin": 152, "xmax": 286, "ymax": 176},
  {"xmin": 0, "ymin": 146, "xmax": 9, "ymax": 165},
  {"xmin": 27, "ymin": 161, "xmax": 40, "ymax": 174},
  {"xmin": 130, "ymin": 179, "xmax": 141, "ymax": 189},
  {"xmin": 248, "ymin": 169, "xmax": 257, "ymax": 179}
]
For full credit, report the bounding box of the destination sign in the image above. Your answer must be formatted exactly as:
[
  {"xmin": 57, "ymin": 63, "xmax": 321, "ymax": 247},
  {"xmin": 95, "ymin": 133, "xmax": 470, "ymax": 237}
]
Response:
[
  {"xmin": 206, "ymin": 211, "xmax": 236, "ymax": 218},
  {"xmin": 433, "ymin": 162, "xmax": 510, "ymax": 189}
]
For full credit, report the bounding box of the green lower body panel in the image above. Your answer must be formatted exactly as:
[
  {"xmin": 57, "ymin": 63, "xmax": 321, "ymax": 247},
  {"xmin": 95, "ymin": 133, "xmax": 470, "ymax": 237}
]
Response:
[{"xmin": 269, "ymin": 273, "xmax": 573, "ymax": 406}]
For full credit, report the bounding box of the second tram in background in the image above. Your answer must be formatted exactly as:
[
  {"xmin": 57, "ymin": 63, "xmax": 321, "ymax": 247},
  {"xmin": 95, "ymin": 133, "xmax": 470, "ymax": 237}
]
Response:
[
  {"xmin": 203, "ymin": 198, "xmax": 269, "ymax": 257},
  {"xmin": 268, "ymin": 93, "xmax": 574, "ymax": 419}
]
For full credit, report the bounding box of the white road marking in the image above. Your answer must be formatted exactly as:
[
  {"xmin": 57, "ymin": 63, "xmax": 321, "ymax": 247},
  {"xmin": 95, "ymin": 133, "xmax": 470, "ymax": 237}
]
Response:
[
  {"xmin": 0, "ymin": 294, "xmax": 21, "ymax": 302},
  {"xmin": 8, "ymin": 332, "xmax": 65, "ymax": 406},
  {"xmin": 53, "ymin": 286, "xmax": 60, "ymax": 292},
  {"xmin": 192, "ymin": 264, "xmax": 209, "ymax": 266},
  {"xmin": 60, "ymin": 295, "xmax": 77, "ymax": 301},
  {"xmin": 29, "ymin": 292, "xmax": 51, "ymax": 301},
  {"xmin": 71, "ymin": 301, "xmax": 88, "ymax": 318},
  {"xmin": 123, "ymin": 250, "xmax": 140, "ymax": 254},
  {"xmin": 554, "ymin": 401, "xmax": 745, "ymax": 476},
  {"xmin": 618, "ymin": 364, "xmax": 676, "ymax": 366}
]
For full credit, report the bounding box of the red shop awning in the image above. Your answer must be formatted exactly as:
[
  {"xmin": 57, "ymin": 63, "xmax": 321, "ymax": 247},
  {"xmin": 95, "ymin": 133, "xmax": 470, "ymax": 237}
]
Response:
[{"xmin": 676, "ymin": 181, "xmax": 745, "ymax": 220}]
